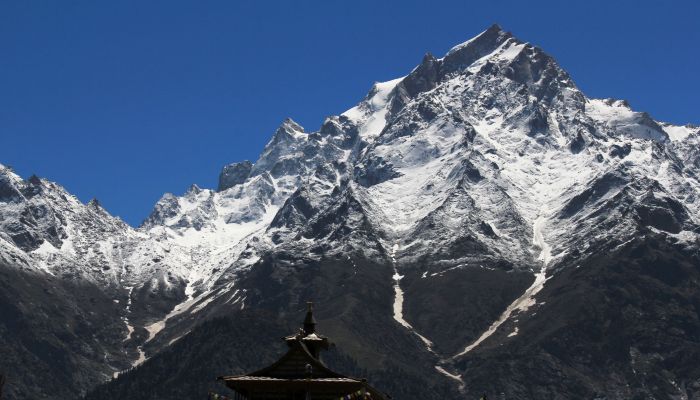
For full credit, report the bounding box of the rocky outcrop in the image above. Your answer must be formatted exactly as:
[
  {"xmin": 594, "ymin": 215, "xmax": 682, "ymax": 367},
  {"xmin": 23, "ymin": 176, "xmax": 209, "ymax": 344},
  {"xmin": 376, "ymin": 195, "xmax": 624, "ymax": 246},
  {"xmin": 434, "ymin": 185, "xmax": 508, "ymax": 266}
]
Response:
[{"xmin": 217, "ymin": 160, "xmax": 252, "ymax": 191}]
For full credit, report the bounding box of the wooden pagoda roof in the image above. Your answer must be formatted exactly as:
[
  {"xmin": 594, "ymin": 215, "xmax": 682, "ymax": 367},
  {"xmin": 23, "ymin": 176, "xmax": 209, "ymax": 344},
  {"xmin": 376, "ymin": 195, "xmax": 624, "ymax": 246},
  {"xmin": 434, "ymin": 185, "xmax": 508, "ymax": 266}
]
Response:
[{"xmin": 218, "ymin": 303, "xmax": 388, "ymax": 399}]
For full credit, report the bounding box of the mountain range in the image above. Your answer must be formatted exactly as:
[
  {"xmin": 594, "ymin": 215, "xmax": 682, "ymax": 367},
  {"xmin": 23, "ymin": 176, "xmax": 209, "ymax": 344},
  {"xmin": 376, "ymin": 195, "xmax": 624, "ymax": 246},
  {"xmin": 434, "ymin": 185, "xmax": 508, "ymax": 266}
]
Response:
[{"xmin": 1, "ymin": 24, "xmax": 699, "ymax": 399}]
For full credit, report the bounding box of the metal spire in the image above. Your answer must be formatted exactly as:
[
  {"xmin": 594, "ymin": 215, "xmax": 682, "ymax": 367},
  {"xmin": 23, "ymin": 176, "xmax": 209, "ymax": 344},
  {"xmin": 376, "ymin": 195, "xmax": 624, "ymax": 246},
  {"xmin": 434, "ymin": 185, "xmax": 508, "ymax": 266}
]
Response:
[{"xmin": 303, "ymin": 301, "xmax": 316, "ymax": 334}]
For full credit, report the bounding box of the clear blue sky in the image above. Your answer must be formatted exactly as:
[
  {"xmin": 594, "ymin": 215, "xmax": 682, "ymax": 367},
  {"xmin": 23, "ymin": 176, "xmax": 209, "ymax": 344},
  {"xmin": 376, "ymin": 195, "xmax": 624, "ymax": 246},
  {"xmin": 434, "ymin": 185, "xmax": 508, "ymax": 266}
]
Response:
[{"xmin": 1, "ymin": 0, "xmax": 698, "ymax": 226}]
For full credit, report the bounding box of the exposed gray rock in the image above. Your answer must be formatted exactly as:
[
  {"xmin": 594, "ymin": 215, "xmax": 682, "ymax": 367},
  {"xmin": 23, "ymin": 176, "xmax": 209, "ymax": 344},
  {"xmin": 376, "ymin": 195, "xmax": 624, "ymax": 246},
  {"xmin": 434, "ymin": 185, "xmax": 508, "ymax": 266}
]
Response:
[{"xmin": 218, "ymin": 160, "xmax": 252, "ymax": 191}]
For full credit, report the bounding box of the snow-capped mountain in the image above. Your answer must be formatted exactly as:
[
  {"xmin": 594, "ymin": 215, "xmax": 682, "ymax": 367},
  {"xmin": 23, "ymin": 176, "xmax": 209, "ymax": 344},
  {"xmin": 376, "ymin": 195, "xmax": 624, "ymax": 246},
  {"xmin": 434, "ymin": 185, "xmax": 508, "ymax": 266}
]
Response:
[{"xmin": 1, "ymin": 25, "xmax": 699, "ymax": 400}]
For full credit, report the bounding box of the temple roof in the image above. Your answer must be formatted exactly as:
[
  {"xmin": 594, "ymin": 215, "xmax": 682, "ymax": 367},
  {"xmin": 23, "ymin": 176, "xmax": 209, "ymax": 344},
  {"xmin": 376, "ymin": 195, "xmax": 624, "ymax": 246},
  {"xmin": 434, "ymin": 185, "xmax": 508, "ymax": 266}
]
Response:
[
  {"xmin": 245, "ymin": 338, "xmax": 340, "ymax": 379},
  {"xmin": 218, "ymin": 302, "xmax": 388, "ymax": 399}
]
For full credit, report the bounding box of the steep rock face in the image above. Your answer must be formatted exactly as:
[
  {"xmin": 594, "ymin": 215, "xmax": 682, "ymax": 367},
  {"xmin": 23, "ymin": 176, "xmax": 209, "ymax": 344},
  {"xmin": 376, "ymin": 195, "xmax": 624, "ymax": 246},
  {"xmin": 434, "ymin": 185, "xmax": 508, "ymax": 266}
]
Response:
[
  {"xmin": 217, "ymin": 161, "xmax": 252, "ymax": 192},
  {"xmin": 1, "ymin": 25, "xmax": 699, "ymax": 400},
  {"xmin": 451, "ymin": 235, "xmax": 700, "ymax": 399},
  {"xmin": 0, "ymin": 263, "xmax": 135, "ymax": 399}
]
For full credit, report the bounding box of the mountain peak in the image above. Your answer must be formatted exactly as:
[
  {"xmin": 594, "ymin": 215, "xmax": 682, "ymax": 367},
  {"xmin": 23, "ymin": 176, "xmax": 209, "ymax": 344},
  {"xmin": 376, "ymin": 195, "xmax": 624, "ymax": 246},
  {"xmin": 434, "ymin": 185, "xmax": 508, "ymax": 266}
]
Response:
[
  {"xmin": 390, "ymin": 24, "xmax": 522, "ymax": 108},
  {"xmin": 187, "ymin": 183, "xmax": 203, "ymax": 194},
  {"xmin": 279, "ymin": 117, "xmax": 305, "ymax": 134},
  {"xmin": 266, "ymin": 118, "xmax": 306, "ymax": 147},
  {"xmin": 0, "ymin": 164, "xmax": 21, "ymax": 181},
  {"xmin": 488, "ymin": 23, "xmax": 504, "ymax": 32},
  {"xmin": 444, "ymin": 24, "xmax": 514, "ymax": 60}
]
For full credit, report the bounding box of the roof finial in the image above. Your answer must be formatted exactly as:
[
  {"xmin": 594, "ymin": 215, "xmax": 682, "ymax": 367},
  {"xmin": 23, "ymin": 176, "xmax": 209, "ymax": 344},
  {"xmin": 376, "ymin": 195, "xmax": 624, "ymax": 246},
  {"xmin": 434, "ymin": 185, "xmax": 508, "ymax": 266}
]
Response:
[{"xmin": 303, "ymin": 301, "xmax": 316, "ymax": 334}]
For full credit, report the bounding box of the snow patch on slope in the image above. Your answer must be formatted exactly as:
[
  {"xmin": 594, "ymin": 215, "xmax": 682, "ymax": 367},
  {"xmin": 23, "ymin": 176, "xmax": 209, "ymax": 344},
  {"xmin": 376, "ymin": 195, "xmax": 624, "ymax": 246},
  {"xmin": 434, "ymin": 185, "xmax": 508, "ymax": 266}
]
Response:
[
  {"xmin": 343, "ymin": 77, "xmax": 402, "ymax": 139},
  {"xmin": 390, "ymin": 243, "xmax": 434, "ymax": 350},
  {"xmin": 586, "ymin": 99, "xmax": 667, "ymax": 141},
  {"xmin": 453, "ymin": 213, "xmax": 552, "ymax": 358}
]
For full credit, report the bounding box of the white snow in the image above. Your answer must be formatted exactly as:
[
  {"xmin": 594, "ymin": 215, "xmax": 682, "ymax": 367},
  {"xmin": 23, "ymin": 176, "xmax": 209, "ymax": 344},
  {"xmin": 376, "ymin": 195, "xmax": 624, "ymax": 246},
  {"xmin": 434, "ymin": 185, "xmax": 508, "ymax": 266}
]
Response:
[
  {"xmin": 122, "ymin": 286, "xmax": 135, "ymax": 342},
  {"xmin": 362, "ymin": 119, "xmax": 467, "ymax": 236},
  {"xmin": 532, "ymin": 214, "xmax": 552, "ymax": 266},
  {"xmin": 132, "ymin": 348, "xmax": 146, "ymax": 368},
  {"xmin": 434, "ymin": 365, "xmax": 465, "ymax": 392},
  {"xmin": 586, "ymin": 99, "xmax": 667, "ymax": 141},
  {"xmin": 453, "ymin": 212, "xmax": 553, "ymax": 358},
  {"xmin": 32, "ymin": 240, "xmax": 58, "ymax": 255},
  {"xmin": 342, "ymin": 77, "xmax": 402, "ymax": 139},
  {"xmin": 144, "ymin": 280, "xmax": 236, "ymax": 345},
  {"xmin": 662, "ymin": 123, "xmax": 696, "ymax": 141},
  {"xmin": 467, "ymin": 39, "xmax": 525, "ymax": 74},
  {"xmin": 390, "ymin": 243, "xmax": 434, "ymax": 350}
]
